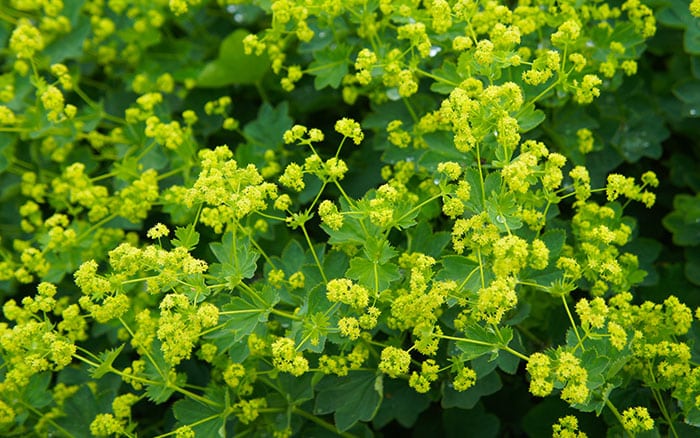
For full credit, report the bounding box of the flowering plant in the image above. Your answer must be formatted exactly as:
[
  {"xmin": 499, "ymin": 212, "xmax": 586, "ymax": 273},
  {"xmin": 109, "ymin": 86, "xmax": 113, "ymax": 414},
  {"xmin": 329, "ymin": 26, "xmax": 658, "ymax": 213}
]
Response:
[{"xmin": 1, "ymin": 0, "xmax": 699, "ymax": 436}]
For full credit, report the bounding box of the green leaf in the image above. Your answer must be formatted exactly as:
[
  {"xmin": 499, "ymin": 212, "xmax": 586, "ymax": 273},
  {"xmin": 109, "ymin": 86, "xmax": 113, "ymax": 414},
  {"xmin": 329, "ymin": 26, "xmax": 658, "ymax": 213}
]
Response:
[
  {"xmin": 90, "ymin": 344, "xmax": 125, "ymax": 378},
  {"xmin": 540, "ymin": 229, "xmax": 566, "ymax": 261},
  {"xmin": 517, "ymin": 104, "xmax": 546, "ymax": 132},
  {"xmin": 322, "ymin": 213, "xmax": 370, "ymax": 246},
  {"xmin": 23, "ymin": 371, "xmax": 52, "ymax": 409},
  {"xmin": 307, "ymin": 44, "xmax": 351, "ymax": 89},
  {"xmin": 55, "ymin": 386, "xmax": 100, "ymax": 437},
  {"xmin": 172, "ymin": 224, "xmax": 200, "ymax": 251},
  {"xmin": 44, "ymin": 16, "xmax": 91, "ymax": 63},
  {"xmin": 144, "ymin": 341, "xmax": 187, "ymax": 404},
  {"xmin": 673, "ymin": 80, "xmax": 700, "ymax": 105},
  {"xmin": 372, "ymin": 378, "xmax": 431, "ymax": 429},
  {"xmin": 418, "ymin": 131, "xmax": 469, "ymax": 168},
  {"xmin": 429, "ymin": 61, "xmax": 462, "ymax": 94},
  {"xmin": 455, "ymin": 324, "xmax": 513, "ymax": 361},
  {"xmin": 663, "ymin": 194, "xmax": 700, "ymax": 246},
  {"xmin": 209, "ymin": 232, "xmax": 260, "ymax": 288},
  {"xmin": 485, "ymin": 191, "xmax": 522, "ymax": 232},
  {"xmin": 442, "ymin": 404, "xmax": 500, "ymax": 438},
  {"xmin": 277, "ymin": 373, "xmax": 316, "ymax": 404},
  {"xmin": 314, "ymin": 372, "xmax": 383, "ymax": 432},
  {"xmin": 212, "ymin": 294, "xmax": 271, "ymax": 348},
  {"xmin": 436, "ymin": 255, "xmax": 481, "ymax": 302},
  {"xmin": 685, "ymin": 247, "xmax": 700, "ymax": 286},
  {"xmin": 243, "ymin": 101, "xmax": 293, "ymax": 149},
  {"xmin": 197, "ymin": 29, "xmax": 270, "ymax": 87},
  {"xmin": 407, "ymin": 221, "xmax": 451, "ymax": 257},
  {"xmin": 346, "ymin": 257, "xmax": 400, "ymax": 291},
  {"xmin": 173, "ymin": 397, "xmax": 225, "ymax": 437}
]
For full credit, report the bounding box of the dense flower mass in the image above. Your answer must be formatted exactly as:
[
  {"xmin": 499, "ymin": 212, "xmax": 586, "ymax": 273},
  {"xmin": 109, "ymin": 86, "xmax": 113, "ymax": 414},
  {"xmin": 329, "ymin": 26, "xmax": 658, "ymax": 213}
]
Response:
[{"xmin": 0, "ymin": 0, "xmax": 697, "ymax": 436}]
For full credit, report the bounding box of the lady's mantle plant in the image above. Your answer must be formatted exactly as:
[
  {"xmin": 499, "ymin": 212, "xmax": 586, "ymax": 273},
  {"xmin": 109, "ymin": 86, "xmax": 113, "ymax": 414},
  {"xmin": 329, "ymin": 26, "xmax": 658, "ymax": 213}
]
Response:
[{"xmin": 0, "ymin": 0, "xmax": 699, "ymax": 436}]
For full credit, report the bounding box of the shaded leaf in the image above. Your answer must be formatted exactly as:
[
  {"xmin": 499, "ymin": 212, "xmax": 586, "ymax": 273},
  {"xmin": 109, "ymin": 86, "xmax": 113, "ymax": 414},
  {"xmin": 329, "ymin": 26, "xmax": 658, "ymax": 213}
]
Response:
[{"xmin": 314, "ymin": 372, "xmax": 383, "ymax": 432}]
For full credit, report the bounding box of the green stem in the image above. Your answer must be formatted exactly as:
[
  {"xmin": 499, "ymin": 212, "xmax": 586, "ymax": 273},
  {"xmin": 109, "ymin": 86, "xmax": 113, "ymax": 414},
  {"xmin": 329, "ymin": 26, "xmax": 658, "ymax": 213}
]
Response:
[
  {"xmin": 292, "ymin": 407, "xmax": 358, "ymax": 438},
  {"xmin": 606, "ymin": 399, "xmax": 634, "ymax": 438},
  {"xmin": 301, "ymin": 223, "xmax": 327, "ymax": 284},
  {"xmin": 561, "ymin": 295, "xmax": 584, "ymax": 352}
]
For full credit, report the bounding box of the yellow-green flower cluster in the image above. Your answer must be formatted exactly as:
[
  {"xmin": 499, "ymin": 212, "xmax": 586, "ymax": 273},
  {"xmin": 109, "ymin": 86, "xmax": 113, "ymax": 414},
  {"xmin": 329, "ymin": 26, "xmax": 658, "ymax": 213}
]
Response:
[
  {"xmin": 621, "ymin": 407, "xmax": 654, "ymax": 433},
  {"xmin": 0, "ymin": 284, "xmax": 77, "ymax": 399},
  {"xmin": 378, "ymin": 346, "xmax": 411, "ymax": 378},
  {"xmin": 606, "ymin": 172, "xmax": 658, "ymax": 208},
  {"xmin": 9, "ymin": 19, "xmax": 45, "ymax": 59},
  {"xmin": 526, "ymin": 350, "xmax": 589, "ymax": 405},
  {"xmin": 185, "ymin": 145, "xmax": 278, "ymax": 231},
  {"xmin": 271, "ymin": 337, "xmax": 309, "ymax": 376},
  {"xmin": 157, "ymin": 293, "xmax": 219, "ymax": 365},
  {"xmin": 409, "ymin": 359, "xmax": 440, "ymax": 393},
  {"xmin": 570, "ymin": 202, "xmax": 639, "ymax": 295},
  {"xmin": 473, "ymin": 277, "xmax": 518, "ymax": 325},
  {"xmin": 451, "ymin": 212, "xmax": 500, "ymax": 254},
  {"xmin": 326, "ymin": 278, "xmax": 369, "ymax": 310},
  {"xmin": 552, "ymin": 415, "xmax": 587, "ymax": 438},
  {"xmin": 452, "ymin": 366, "xmax": 477, "ymax": 391}
]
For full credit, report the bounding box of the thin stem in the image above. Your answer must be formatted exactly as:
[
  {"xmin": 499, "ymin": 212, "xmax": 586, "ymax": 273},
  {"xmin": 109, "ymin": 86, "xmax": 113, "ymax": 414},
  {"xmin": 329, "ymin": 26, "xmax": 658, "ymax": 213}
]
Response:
[
  {"xmin": 561, "ymin": 295, "xmax": 584, "ymax": 352},
  {"xmin": 606, "ymin": 399, "xmax": 634, "ymax": 438},
  {"xmin": 301, "ymin": 223, "xmax": 327, "ymax": 284},
  {"xmin": 292, "ymin": 407, "xmax": 359, "ymax": 438}
]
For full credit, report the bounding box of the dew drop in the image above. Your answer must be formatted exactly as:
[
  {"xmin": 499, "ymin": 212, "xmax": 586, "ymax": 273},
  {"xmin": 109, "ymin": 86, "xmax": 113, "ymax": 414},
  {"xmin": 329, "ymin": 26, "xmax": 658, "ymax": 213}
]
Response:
[
  {"xmin": 433, "ymin": 178, "xmax": 440, "ymax": 185},
  {"xmin": 496, "ymin": 215, "xmax": 506, "ymax": 223},
  {"xmin": 689, "ymin": 108, "xmax": 698, "ymax": 116},
  {"xmin": 386, "ymin": 88, "xmax": 400, "ymax": 101},
  {"xmin": 429, "ymin": 46, "xmax": 442, "ymax": 57},
  {"xmin": 234, "ymin": 13, "xmax": 244, "ymax": 23}
]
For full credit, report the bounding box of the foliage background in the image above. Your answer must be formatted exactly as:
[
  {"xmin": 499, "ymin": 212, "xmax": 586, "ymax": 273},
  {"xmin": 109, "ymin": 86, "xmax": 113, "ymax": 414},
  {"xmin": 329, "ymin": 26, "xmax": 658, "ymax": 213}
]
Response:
[{"xmin": 0, "ymin": 0, "xmax": 700, "ymax": 437}]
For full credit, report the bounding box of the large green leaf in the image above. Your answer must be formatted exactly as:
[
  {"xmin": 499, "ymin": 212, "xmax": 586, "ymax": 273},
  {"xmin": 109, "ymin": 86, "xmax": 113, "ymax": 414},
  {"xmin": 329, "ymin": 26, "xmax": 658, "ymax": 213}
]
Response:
[
  {"xmin": 243, "ymin": 101, "xmax": 293, "ymax": 149},
  {"xmin": 314, "ymin": 372, "xmax": 383, "ymax": 432},
  {"xmin": 197, "ymin": 29, "xmax": 270, "ymax": 87},
  {"xmin": 173, "ymin": 397, "xmax": 226, "ymax": 437},
  {"xmin": 307, "ymin": 44, "xmax": 351, "ymax": 89},
  {"xmin": 346, "ymin": 256, "xmax": 400, "ymax": 292},
  {"xmin": 663, "ymin": 194, "xmax": 700, "ymax": 246},
  {"xmin": 372, "ymin": 378, "xmax": 431, "ymax": 429}
]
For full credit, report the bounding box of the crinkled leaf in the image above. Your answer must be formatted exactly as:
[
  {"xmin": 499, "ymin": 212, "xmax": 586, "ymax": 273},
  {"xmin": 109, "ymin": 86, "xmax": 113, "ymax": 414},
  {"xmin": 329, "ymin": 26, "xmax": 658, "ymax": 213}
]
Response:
[
  {"xmin": 442, "ymin": 403, "xmax": 500, "ymax": 438},
  {"xmin": 173, "ymin": 397, "xmax": 225, "ymax": 437},
  {"xmin": 243, "ymin": 101, "xmax": 293, "ymax": 149},
  {"xmin": 372, "ymin": 378, "xmax": 430, "ymax": 429},
  {"xmin": 23, "ymin": 371, "xmax": 52, "ymax": 408},
  {"xmin": 408, "ymin": 221, "xmax": 451, "ymax": 257},
  {"xmin": 346, "ymin": 257, "xmax": 400, "ymax": 291},
  {"xmin": 277, "ymin": 373, "xmax": 315, "ymax": 404},
  {"xmin": 517, "ymin": 104, "xmax": 546, "ymax": 132},
  {"xmin": 209, "ymin": 232, "xmax": 260, "ymax": 288},
  {"xmin": 172, "ymin": 223, "xmax": 200, "ymax": 251},
  {"xmin": 663, "ymin": 194, "xmax": 700, "ymax": 246},
  {"xmin": 307, "ymin": 44, "xmax": 351, "ymax": 90},
  {"xmin": 485, "ymin": 191, "xmax": 522, "ymax": 232},
  {"xmin": 314, "ymin": 372, "xmax": 383, "ymax": 432}
]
